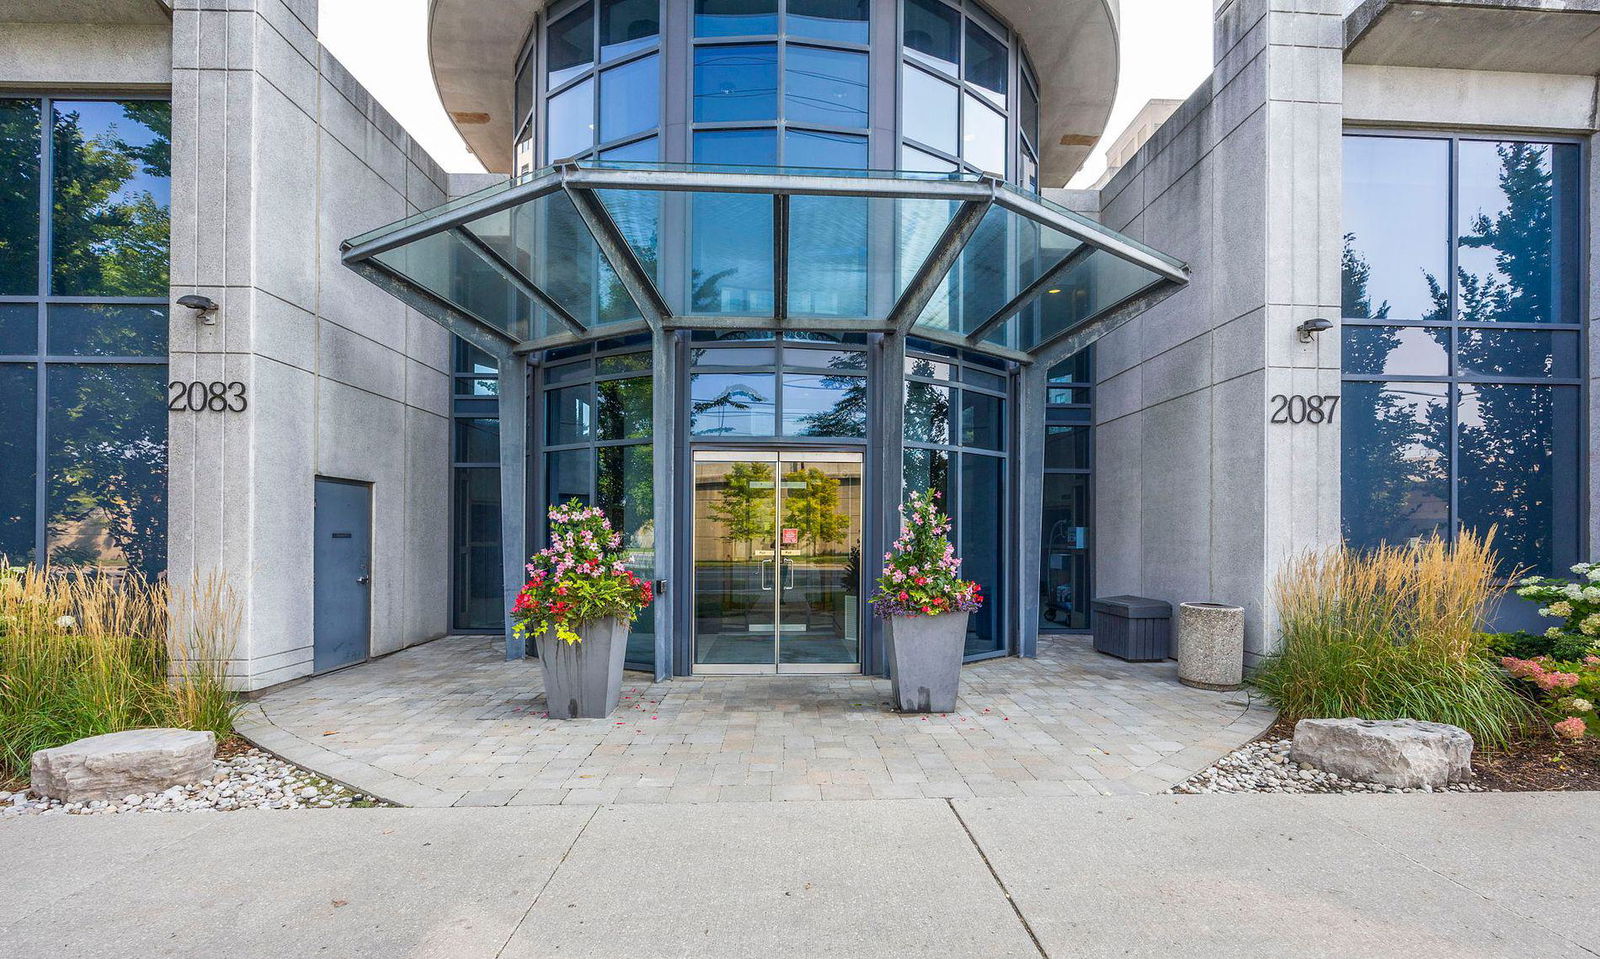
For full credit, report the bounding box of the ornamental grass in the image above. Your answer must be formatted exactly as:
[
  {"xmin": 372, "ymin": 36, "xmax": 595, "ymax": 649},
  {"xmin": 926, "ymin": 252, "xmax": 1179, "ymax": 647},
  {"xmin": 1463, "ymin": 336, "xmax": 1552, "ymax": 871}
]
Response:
[
  {"xmin": 0, "ymin": 565, "xmax": 240, "ymax": 782},
  {"xmin": 1251, "ymin": 531, "xmax": 1534, "ymax": 749}
]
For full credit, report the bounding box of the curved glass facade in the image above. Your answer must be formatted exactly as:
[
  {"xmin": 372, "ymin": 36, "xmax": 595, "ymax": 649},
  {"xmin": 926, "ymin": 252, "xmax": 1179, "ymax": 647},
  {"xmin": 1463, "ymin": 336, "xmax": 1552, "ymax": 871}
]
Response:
[{"xmin": 513, "ymin": 0, "xmax": 1036, "ymax": 185}]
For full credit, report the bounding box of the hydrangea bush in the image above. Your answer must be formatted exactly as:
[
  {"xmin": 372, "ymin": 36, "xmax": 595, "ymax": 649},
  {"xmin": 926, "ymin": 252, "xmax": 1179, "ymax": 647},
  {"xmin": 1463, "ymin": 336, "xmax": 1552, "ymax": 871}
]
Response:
[
  {"xmin": 512, "ymin": 500, "xmax": 653, "ymax": 646},
  {"xmin": 1501, "ymin": 654, "xmax": 1600, "ymax": 740},
  {"xmin": 869, "ymin": 489, "xmax": 982, "ymax": 618},
  {"xmin": 1515, "ymin": 562, "xmax": 1600, "ymax": 659}
]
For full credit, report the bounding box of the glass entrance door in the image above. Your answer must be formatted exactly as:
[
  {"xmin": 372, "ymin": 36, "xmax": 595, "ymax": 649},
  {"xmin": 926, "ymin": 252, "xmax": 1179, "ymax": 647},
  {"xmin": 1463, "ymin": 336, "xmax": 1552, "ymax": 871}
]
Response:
[{"xmin": 692, "ymin": 450, "xmax": 863, "ymax": 673}]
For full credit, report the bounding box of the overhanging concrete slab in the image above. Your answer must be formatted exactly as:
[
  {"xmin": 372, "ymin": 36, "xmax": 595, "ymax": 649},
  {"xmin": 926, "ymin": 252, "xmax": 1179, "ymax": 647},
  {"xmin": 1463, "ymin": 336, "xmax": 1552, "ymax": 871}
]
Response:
[{"xmin": 1345, "ymin": 0, "xmax": 1600, "ymax": 74}]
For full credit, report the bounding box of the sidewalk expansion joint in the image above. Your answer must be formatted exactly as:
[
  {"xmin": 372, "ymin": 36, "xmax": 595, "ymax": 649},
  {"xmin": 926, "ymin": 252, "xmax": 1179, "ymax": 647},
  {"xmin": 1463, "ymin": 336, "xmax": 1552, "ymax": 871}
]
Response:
[{"xmin": 947, "ymin": 799, "xmax": 1050, "ymax": 959}]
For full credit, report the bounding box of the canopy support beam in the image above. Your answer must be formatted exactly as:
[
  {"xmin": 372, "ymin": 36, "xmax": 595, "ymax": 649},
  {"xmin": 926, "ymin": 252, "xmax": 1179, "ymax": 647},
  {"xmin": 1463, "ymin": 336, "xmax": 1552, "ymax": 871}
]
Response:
[
  {"xmin": 1031, "ymin": 280, "xmax": 1185, "ymax": 370},
  {"xmin": 886, "ymin": 196, "xmax": 991, "ymax": 336},
  {"xmin": 562, "ymin": 182, "xmax": 673, "ymax": 329},
  {"xmin": 964, "ymin": 239, "xmax": 1097, "ymax": 346},
  {"xmin": 345, "ymin": 260, "xmax": 516, "ymax": 361},
  {"xmin": 451, "ymin": 226, "xmax": 587, "ymax": 337}
]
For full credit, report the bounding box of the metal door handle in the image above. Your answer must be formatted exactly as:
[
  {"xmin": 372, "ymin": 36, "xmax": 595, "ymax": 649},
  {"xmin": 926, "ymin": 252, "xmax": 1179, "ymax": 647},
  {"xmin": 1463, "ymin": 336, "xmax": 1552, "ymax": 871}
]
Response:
[
  {"xmin": 759, "ymin": 559, "xmax": 772, "ymax": 591},
  {"xmin": 356, "ymin": 575, "xmax": 371, "ymax": 585},
  {"xmin": 782, "ymin": 558, "xmax": 795, "ymax": 590}
]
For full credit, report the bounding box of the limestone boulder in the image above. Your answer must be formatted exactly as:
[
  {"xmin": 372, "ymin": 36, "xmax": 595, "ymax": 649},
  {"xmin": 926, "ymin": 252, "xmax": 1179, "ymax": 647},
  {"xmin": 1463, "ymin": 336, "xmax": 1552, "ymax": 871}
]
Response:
[
  {"xmin": 31, "ymin": 729, "xmax": 216, "ymax": 803},
  {"xmin": 1289, "ymin": 718, "xmax": 1472, "ymax": 788}
]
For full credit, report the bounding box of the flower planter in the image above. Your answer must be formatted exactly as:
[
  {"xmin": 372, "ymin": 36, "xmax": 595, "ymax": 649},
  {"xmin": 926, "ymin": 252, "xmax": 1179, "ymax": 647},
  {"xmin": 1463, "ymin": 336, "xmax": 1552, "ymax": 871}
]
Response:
[
  {"xmin": 885, "ymin": 611, "xmax": 968, "ymax": 713},
  {"xmin": 536, "ymin": 615, "xmax": 629, "ymax": 720}
]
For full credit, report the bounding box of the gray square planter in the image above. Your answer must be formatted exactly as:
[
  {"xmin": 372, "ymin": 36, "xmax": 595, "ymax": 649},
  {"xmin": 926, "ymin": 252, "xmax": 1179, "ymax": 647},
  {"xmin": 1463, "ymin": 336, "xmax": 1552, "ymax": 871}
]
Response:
[
  {"xmin": 535, "ymin": 616, "xmax": 629, "ymax": 720},
  {"xmin": 885, "ymin": 611, "xmax": 968, "ymax": 713}
]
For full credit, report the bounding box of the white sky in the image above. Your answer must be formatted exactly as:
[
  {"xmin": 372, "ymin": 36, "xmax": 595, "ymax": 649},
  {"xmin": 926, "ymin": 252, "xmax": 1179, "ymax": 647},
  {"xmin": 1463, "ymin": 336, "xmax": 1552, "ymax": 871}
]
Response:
[{"xmin": 318, "ymin": 0, "xmax": 1216, "ymax": 188}]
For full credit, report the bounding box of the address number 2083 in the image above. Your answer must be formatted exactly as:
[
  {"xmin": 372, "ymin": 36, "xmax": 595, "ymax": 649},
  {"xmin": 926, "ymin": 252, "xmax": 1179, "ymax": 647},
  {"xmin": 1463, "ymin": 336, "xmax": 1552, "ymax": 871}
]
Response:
[{"xmin": 168, "ymin": 380, "xmax": 248, "ymax": 413}]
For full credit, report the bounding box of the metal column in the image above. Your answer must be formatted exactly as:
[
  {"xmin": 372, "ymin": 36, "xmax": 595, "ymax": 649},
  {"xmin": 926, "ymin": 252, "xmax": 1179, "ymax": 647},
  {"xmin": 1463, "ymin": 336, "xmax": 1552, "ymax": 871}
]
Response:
[
  {"xmin": 499, "ymin": 354, "xmax": 531, "ymax": 660},
  {"xmin": 1013, "ymin": 360, "xmax": 1047, "ymax": 659}
]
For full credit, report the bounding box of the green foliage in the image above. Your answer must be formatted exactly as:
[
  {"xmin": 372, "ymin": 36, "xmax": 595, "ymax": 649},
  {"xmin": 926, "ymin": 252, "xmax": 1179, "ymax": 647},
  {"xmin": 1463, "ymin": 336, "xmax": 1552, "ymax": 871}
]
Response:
[
  {"xmin": 1483, "ymin": 630, "xmax": 1597, "ymax": 663},
  {"xmin": 512, "ymin": 501, "xmax": 653, "ymax": 645},
  {"xmin": 869, "ymin": 489, "xmax": 981, "ymax": 618},
  {"xmin": 707, "ymin": 461, "xmax": 774, "ymax": 558},
  {"xmin": 781, "ymin": 467, "xmax": 850, "ymax": 555},
  {"xmin": 0, "ymin": 566, "xmax": 239, "ymax": 782},
  {"xmin": 1251, "ymin": 533, "xmax": 1533, "ymax": 749}
]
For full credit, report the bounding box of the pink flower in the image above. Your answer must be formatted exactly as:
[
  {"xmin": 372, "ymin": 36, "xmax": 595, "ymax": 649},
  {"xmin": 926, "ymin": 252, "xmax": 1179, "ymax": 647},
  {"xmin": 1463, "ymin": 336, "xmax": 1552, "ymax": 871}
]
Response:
[{"xmin": 1554, "ymin": 716, "xmax": 1587, "ymax": 740}]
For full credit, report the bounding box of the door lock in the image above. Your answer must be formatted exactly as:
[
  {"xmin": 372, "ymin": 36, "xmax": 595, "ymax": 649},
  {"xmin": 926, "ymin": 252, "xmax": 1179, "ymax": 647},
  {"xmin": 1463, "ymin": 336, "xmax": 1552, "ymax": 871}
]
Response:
[{"xmin": 356, "ymin": 575, "xmax": 371, "ymax": 585}]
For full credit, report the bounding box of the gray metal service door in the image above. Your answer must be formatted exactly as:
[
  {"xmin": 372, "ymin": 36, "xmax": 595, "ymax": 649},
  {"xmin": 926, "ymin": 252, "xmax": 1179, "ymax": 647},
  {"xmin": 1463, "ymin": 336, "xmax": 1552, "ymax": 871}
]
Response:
[{"xmin": 313, "ymin": 477, "xmax": 373, "ymax": 673}]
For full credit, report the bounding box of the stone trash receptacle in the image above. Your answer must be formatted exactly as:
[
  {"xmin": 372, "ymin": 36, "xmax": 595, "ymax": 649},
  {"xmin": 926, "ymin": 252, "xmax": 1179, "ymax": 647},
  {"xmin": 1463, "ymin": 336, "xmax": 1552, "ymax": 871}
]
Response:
[
  {"xmin": 1177, "ymin": 602, "xmax": 1245, "ymax": 690},
  {"xmin": 31, "ymin": 728, "xmax": 217, "ymax": 803}
]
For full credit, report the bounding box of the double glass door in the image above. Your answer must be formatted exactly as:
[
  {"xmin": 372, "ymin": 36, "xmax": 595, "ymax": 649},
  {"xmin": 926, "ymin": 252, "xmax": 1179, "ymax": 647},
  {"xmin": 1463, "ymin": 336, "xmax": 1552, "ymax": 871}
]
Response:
[{"xmin": 692, "ymin": 450, "xmax": 863, "ymax": 673}]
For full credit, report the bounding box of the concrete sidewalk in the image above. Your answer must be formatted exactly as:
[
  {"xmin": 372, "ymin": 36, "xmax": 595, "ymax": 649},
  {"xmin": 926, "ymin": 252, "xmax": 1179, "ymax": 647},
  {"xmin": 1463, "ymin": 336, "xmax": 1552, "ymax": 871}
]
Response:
[{"xmin": 1, "ymin": 793, "xmax": 1594, "ymax": 958}]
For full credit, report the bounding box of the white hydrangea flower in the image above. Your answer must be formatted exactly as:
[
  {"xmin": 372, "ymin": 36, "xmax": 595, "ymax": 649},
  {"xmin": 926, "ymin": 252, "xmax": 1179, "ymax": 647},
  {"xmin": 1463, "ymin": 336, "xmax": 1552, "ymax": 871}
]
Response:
[
  {"xmin": 54, "ymin": 614, "xmax": 76, "ymax": 630},
  {"xmin": 1550, "ymin": 601, "xmax": 1573, "ymax": 618},
  {"xmin": 1547, "ymin": 627, "xmax": 1565, "ymax": 639},
  {"xmin": 1571, "ymin": 699, "xmax": 1594, "ymax": 713}
]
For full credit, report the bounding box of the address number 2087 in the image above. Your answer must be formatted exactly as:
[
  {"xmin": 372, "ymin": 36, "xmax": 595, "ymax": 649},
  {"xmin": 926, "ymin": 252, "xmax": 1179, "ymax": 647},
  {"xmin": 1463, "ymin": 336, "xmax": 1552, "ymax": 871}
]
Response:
[{"xmin": 1269, "ymin": 393, "xmax": 1338, "ymax": 425}]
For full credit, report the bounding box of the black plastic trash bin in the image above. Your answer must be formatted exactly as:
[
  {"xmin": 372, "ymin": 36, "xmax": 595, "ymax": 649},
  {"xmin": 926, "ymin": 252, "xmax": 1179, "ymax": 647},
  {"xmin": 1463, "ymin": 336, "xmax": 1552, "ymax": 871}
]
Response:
[{"xmin": 1091, "ymin": 595, "xmax": 1173, "ymax": 662}]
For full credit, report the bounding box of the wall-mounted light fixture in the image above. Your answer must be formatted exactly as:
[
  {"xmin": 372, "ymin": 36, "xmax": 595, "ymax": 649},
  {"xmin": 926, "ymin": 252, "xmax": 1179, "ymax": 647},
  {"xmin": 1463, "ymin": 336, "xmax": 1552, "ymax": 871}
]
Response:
[
  {"xmin": 177, "ymin": 294, "xmax": 219, "ymax": 325},
  {"xmin": 1296, "ymin": 317, "xmax": 1332, "ymax": 343}
]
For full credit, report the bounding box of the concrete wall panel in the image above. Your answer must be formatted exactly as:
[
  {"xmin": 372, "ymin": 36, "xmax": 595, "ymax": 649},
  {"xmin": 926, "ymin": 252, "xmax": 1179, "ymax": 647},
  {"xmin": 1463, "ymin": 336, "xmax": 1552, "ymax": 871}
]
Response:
[{"xmin": 171, "ymin": 0, "xmax": 452, "ymax": 690}]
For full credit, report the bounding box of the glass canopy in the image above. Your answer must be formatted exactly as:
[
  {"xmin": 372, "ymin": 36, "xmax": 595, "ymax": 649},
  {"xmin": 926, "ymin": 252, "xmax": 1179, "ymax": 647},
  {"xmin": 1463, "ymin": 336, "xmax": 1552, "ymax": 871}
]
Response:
[{"xmin": 342, "ymin": 161, "xmax": 1187, "ymax": 361}]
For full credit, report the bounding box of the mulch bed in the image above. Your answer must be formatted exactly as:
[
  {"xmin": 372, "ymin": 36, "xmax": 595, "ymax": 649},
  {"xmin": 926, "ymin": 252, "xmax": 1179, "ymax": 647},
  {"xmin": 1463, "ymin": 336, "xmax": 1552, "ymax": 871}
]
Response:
[
  {"xmin": 1258, "ymin": 717, "xmax": 1600, "ymax": 792},
  {"xmin": 1472, "ymin": 735, "xmax": 1600, "ymax": 792}
]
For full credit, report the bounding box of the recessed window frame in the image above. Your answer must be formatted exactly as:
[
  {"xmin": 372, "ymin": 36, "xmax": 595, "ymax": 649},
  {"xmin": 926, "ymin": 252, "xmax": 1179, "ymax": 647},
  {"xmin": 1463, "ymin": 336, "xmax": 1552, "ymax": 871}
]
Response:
[{"xmin": 1339, "ymin": 127, "xmax": 1588, "ymax": 577}]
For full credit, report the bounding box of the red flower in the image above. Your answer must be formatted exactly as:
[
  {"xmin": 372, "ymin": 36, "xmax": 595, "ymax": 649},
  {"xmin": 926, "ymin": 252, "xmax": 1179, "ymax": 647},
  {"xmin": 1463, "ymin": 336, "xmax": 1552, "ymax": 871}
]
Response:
[{"xmin": 915, "ymin": 576, "xmax": 928, "ymax": 585}]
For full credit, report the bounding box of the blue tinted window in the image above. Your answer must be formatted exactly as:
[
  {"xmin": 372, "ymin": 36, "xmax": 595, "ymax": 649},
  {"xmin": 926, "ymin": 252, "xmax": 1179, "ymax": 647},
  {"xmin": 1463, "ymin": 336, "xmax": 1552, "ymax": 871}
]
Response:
[
  {"xmin": 1458, "ymin": 384, "xmax": 1580, "ymax": 575},
  {"xmin": 960, "ymin": 452, "xmax": 1003, "ymax": 655},
  {"xmin": 1457, "ymin": 140, "xmax": 1581, "ymax": 325},
  {"xmin": 901, "ymin": 64, "xmax": 957, "ymax": 155},
  {"xmin": 965, "ymin": 20, "xmax": 1006, "ymax": 107},
  {"xmin": 787, "ymin": 0, "xmax": 868, "ymax": 43},
  {"xmin": 781, "ymin": 373, "xmax": 866, "ymax": 437},
  {"xmin": 784, "ymin": 46, "xmax": 867, "ymax": 128},
  {"xmin": 546, "ymin": 449, "xmax": 593, "ymax": 506},
  {"xmin": 694, "ymin": 44, "xmax": 778, "ymax": 122},
  {"xmin": 785, "ymin": 130, "xmax": 866, "ymax": 169},
  {"xmin": 1341, "ymin": 381, "xmax": 1449, "ymax": 552},
  {"xmin": 546, "ymin": 78, "xmax": 595, "ymax": 160},
  {"xmin": 548, "ymin": 3, "xmax": 595, "ymax": 87},
  {"xmin": 695, "ymin": 0, "xmax": 777, "ymax": 36},
  {"xmin": 599, "ymin": 54, "xmax": 659, "ymax": 143},
  {"xmin": 46, "ymin": 364, "xmax": 167, "ymax": 576},
  {"xmin": 47, "ymin": 304, "xmax": 166, "ymax": 357},
  {"xmin": 1457, "ymin": 328, "xmax": 1579, "ymax": 379},
  {"xmin": 51, "ymin": 101, "xmax": 171, "ymax": 297},
  {"xmin": 0, "ymin": 303, "xmax": 34, "ymax": 354},
  {"xmin": 961, "ymin": 93, "xmax": 1005, "ymax": 176},
  {"xmin": 903, "ymin": 0, "xmax": 959, "ymax": 75},
  {"xmin": 600, "ymin": 0, "xmax": 658, "ymax": 60},
  {"xmin": 600, "ymin": 136, "xmax": 659, "ymax": 161},
  {"xmin": 690, "ymin": 372, "xmax": 777, "ymax": 434},
  {"xmin": 788, "ymin": 194, "xmax": 867, "ymax": 316},
  {"xmin": 1342, "ymin": 136, "xmax": 1448, "ymax": 322},
  {"xmin": 0, "ymin": 99, "xmax": 40, "ymax": 295},
  {"xmin": 1341, "ymin": 134, "xmax": 1582, "ymax": 575},
  {"xmin": 693, "ymin": 128, "xmax": 777, "ymax": 165},
  {"xmin": 691, "ymin": 193, "xmax": 774, "ymax": 312},
  {"xmin": 0, "ymin": 363, "xmax": 35, "ymax": 563},
  {"xmin": 1341, "ymin": 325, "xmax": 1448, "ymax": 377}
]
